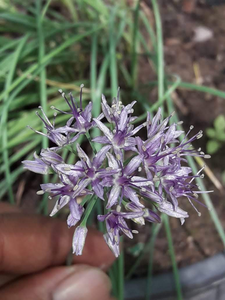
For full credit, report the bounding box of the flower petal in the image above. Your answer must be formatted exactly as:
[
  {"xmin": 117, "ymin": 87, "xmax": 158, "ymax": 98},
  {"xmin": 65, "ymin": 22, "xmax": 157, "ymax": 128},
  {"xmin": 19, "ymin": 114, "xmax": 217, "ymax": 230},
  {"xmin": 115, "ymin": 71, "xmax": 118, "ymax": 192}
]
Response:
[
  {"xmin": 93, "ymin": 118, "xmax": 113, "ymax": 140},
  {"xmin": 76, "ymin": 144, "xmax": 91, "ymax": 167},
  {"xmin": 50, "ymin": 195, "xmax": 70, "ymax": 216},
  {"xmin": 67, "ymin": 199, "xmax": 84, "ymax": 228},
  {"xmin": 106, "ymin": 152, "xmax": 120, "ymax": 170},
  {"xmin": 72, "ymin": 226, "xmax": 88, "ymax": 255},
  {"xmin": 123, "ymin": 186, "xmax": 144, "ymax": 208},
  {"xmin": 107, "ymin": 184, "xmax": 121, "ymax": 208},
  {"xmin": 93, "ymin": 145, "xmax": 111, "ymax": 169},
  {"xmin": 124, "ymin": 155, "xmax": 141, "ymax": 175},
  {"xmin": 158, "ymin": 200, "xmax": 189, "ymax": 219}
]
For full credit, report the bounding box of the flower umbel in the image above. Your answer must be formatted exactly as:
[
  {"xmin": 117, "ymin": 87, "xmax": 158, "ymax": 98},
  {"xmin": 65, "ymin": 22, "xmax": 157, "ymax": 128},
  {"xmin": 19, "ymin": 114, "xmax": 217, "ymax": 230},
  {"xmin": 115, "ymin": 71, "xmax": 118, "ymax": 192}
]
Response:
[{"xmin": 22, "ymin": 86, "xmax": 211, "ymax": 256}]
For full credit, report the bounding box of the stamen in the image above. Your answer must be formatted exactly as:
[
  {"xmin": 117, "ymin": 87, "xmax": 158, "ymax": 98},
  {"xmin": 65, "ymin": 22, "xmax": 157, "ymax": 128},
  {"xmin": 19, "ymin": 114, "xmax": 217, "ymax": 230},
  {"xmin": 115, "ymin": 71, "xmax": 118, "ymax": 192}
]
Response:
[
  {"xmin": 64, "ymin": 167, "xmax": 71, "ymax": 171},
  {"xmin": 116, "ymin": 205, "xmax": 121, "ymax": 212},
  {"xmin": 36, "ymin": 190, "xmax": 44, "ymax": 195}
]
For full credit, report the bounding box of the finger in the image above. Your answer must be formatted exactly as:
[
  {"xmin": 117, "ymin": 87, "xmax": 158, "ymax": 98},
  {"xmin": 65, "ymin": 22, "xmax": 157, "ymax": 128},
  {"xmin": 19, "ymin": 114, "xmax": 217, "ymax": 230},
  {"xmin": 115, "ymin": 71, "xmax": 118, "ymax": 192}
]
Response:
[
  {"xmin": 0, "ymin": 213, "xmax": 115, "ymax": 274},
  {"xmin": 0, "ymin": 265, "xmax": 114, "ymax": 300},
  {"xmin": 0, "ymin": 202, "xmax": 21, "ymax": 214}
]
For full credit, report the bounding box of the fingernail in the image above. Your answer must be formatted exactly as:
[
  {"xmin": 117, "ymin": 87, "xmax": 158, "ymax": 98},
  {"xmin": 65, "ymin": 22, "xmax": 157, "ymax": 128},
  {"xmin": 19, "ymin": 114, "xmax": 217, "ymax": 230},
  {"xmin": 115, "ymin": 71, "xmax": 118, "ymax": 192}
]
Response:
[{"xmin": 52, "ymin": 268, "xmax": 111, "ymax": 300}]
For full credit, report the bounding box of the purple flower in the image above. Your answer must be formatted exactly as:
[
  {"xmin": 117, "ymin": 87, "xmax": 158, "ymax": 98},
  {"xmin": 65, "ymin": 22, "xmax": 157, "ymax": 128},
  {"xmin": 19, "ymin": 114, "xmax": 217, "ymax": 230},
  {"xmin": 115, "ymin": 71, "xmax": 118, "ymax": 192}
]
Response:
[
  {"xmin": 28, "ymin": 106, "xmax": 70, "ymax": 148},
  {"xmin": 39, "ymin": 174, "xmax": 89, "ymax": 226},
  {"xmin": 22, "ymin": 152, "xmax": 49, "ymax": 175},
  {"xmin": 126, "ymin": 202, "xmax": 161, "ymax": 225},
  {"xmin": 101, "ymin": 89, "xmax": 137, "ymax": 124},
  {"xmin": 102, "ymin": 153, "xmax": 154, "ymax": 209},
  {"xmin": 93, "ymin": 95, "xmax": 145, "ymax": 160},
  {"xmin": 22, "ymin": 149, "xmax": 63, "ymax": 175},
  {"xmin": 98, "ymin": 207, "xmax": 144, "ymax": 257},
  {"xmin": 22, "ymin": 86, "xmax": 212, "ymax": 257},
  {"xmin": 158, "ymin": 200, "xmax": 189, "ymax": 225},
  {"xmin": 54, "ymin": 144, "xmax": 114, "ymax": 200},
  {"xmin": 72, "ymin": 226, "xmax": 88, "ymax": 255}
]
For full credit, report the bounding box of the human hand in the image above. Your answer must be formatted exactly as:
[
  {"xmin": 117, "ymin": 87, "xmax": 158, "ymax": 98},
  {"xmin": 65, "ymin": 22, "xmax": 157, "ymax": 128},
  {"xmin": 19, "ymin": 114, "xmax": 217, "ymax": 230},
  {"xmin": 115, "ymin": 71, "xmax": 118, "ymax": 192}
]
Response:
[{"xmin": 0, "ymin": 203, "xmax": 115, "ymax": 300}]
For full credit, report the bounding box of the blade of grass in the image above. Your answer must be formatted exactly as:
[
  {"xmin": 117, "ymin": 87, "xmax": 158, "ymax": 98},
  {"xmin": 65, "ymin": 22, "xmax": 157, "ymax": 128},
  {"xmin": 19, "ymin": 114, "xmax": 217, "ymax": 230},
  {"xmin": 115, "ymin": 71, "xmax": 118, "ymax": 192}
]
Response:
[
  {"xmin": 133, "ymin": 75, "xmax": 181, "ymax": 124},
  {"xmin": 140, "ymin": 10, "xmax": 157, "ymax": 52},
  {"xmin": 145, "ymin": 223, "xmax": 162, "ymax": 300},
  {"xmin": 41, "ymin": 0, "xmax": 52, "ymax": 21},
  {"xmin": 176, "ymin": 81, "xmax": 225, "ymax": 99},
  {"xmin": 0, "ymin": 139, "xmax": 41, "ymax": 174},
  {"xmin": 62, "ymin": 0, "xmax": 78, "ymax": 21},
  {"xmin": 109, "ymin": 7, "xmax": 118, "ymax": 97},
  {"xmin": 126, "ymin": 223, "xmax": 161, "ymax": 280},
  {"xmin": 151, "ymin": 0, "xmax": 164, "ymax": 100},
  {"xmin": 143, "ymin": 80, "xmax": 225, "ymax": 100},
  {"xmin": 82, "ymin": 0, "xmax": 109, "ymax": 17},
  {"xmin": 151, "ymin": 1, "xmax": 183, "ymax": 299},
  {"xmin": 0, "ymin": 25, "xmax": 102, "ymax": 101},
  {"xmin": 131, "ymin": 1, "xmax": 140, "ymax": 88},
  {"xmin": 163, "ymin": 215, "xmax": 183, "ymax": 300},
  {"xmin": 108, "ymin": 6, "xmax": 124, "ymax": 300},
  {"xmin": 118, "ymin": 237, "xmax": 124, "ymax": 300},
  {"xmin": 1, "ymin": 34, "xmax": 29, "ymax": 204},
  {"xmin": 37, "ymin": 0, "xmax": 49, "ymax": 215}
]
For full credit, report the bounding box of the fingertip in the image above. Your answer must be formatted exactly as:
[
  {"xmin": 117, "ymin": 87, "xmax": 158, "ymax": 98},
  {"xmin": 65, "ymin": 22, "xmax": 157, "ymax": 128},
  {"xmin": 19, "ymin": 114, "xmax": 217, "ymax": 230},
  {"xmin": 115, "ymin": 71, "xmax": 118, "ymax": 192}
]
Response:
[{"xmin": 53, "ymin": 266, "xmax": 112, "ymax": 300}]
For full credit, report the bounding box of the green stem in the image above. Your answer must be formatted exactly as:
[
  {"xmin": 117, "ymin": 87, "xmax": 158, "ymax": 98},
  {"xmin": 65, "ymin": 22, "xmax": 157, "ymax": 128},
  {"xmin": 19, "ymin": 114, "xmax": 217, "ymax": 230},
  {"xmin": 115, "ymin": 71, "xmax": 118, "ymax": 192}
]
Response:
[
  {"xmin": 80, "ymin": 197, "xmax": 97, "ymax": 226},
  {"xmin": 163, "ymin": 215, "xmax": 183, "ymax": 300},
  {"xmin": 152, "ymin": 0, "xmax": 164, "ymax": 100},
  {"xmin": 118, "ymin": 239, "xmax": 124, "ymax": 300},
  {"xmin": 85, "ymin": 131, "xmax": 97, "ymax": 155}
]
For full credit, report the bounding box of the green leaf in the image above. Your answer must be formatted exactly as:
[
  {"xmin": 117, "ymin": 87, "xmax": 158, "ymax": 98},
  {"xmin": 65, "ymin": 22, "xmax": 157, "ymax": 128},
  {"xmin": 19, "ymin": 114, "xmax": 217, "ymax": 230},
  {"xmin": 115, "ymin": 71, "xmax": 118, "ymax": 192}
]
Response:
[
  {"xmin": 128, "ymin": 243, "xmax": 144, "ymax": 257},
  {"xmin": 207, "ymin": 140, "xmax": 221, "ymax": 154},
  {"xmin": 214, "ymin": 115, "xmax": 225, "ymax": 131},
  {"xmin": 206, "ymin": 128, "xmax": 216, "ymax": 139}
]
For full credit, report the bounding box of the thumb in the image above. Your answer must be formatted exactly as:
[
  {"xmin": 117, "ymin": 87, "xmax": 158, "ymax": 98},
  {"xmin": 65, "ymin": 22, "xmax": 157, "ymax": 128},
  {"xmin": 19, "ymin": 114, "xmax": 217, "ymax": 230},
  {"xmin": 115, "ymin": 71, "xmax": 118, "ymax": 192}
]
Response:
[{"xmin": 0, "ymin": 265, "xmax": 113, "ymax": 300}]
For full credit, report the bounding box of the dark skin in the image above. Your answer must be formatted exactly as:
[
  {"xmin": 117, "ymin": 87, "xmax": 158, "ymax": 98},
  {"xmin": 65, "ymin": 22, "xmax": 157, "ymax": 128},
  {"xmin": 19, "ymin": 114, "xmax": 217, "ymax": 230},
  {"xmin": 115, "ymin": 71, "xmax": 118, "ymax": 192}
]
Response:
[{"xmin": 0, "ymin": 203, "xmax": 115, "ymax": 300}]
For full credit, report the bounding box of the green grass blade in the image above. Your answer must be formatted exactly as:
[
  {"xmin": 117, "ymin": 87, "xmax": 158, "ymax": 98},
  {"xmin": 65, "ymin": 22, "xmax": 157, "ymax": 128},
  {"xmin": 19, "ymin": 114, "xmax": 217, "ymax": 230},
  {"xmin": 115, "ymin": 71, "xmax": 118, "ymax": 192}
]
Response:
[
  {"xmin": 126, "ymin": 223, "xmax": 161, "ymax": 280},
  {"xmin": 109, "ymin": 7, "xmax": 118, "ymax": 97},
  {"xmin": 163, "ymin": 215, "xmax": 183, "ymax": 300},
  {"xmin": 62, "ymin": 0, "xmax": 78, "ymax": 21},
  {"xmin": 131, "ymin": 1, "xmax": 140, "ymax": 87},
  {"xmin": 0, "ymin": 26, "xmax": 102, "ymax": 101},
  {"xmin": 37, "ymin": 0, "xmax": 49, "ymax": 215},
  {"xmin": 118, "ymin": 238, "xmax": 124, "ymax": 300},
  {"xmin": 151, "ymin": 0, "xmax": 164, "ymax": 100},
  {"xmin": 178, "ymin": 81, "xmax": 225, "ymax": 98},
  {"xmin": 82, "ymin": 0, "xmax": 108, "ymax": 16},
  {"xmin": 1, "ymin": 34, "xmax": 29, "ymax": 204},
  {"xmin": 140, "ymin": 10, "xmax": 157, "ymax": 51},
  {"xmin": 145, "ymin": 223, "xmax": 162, "ymax": 300},
  {"xmin": 41, "ymin": 0, "xmax": 52, "ymax": 21},
  {"xmin": 0, "ymin": 139, "xmax": 41, "ymax": 174},
  {"xmin": 151, "ymin": 1, "xmax": 183, "ymax": 298}
]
